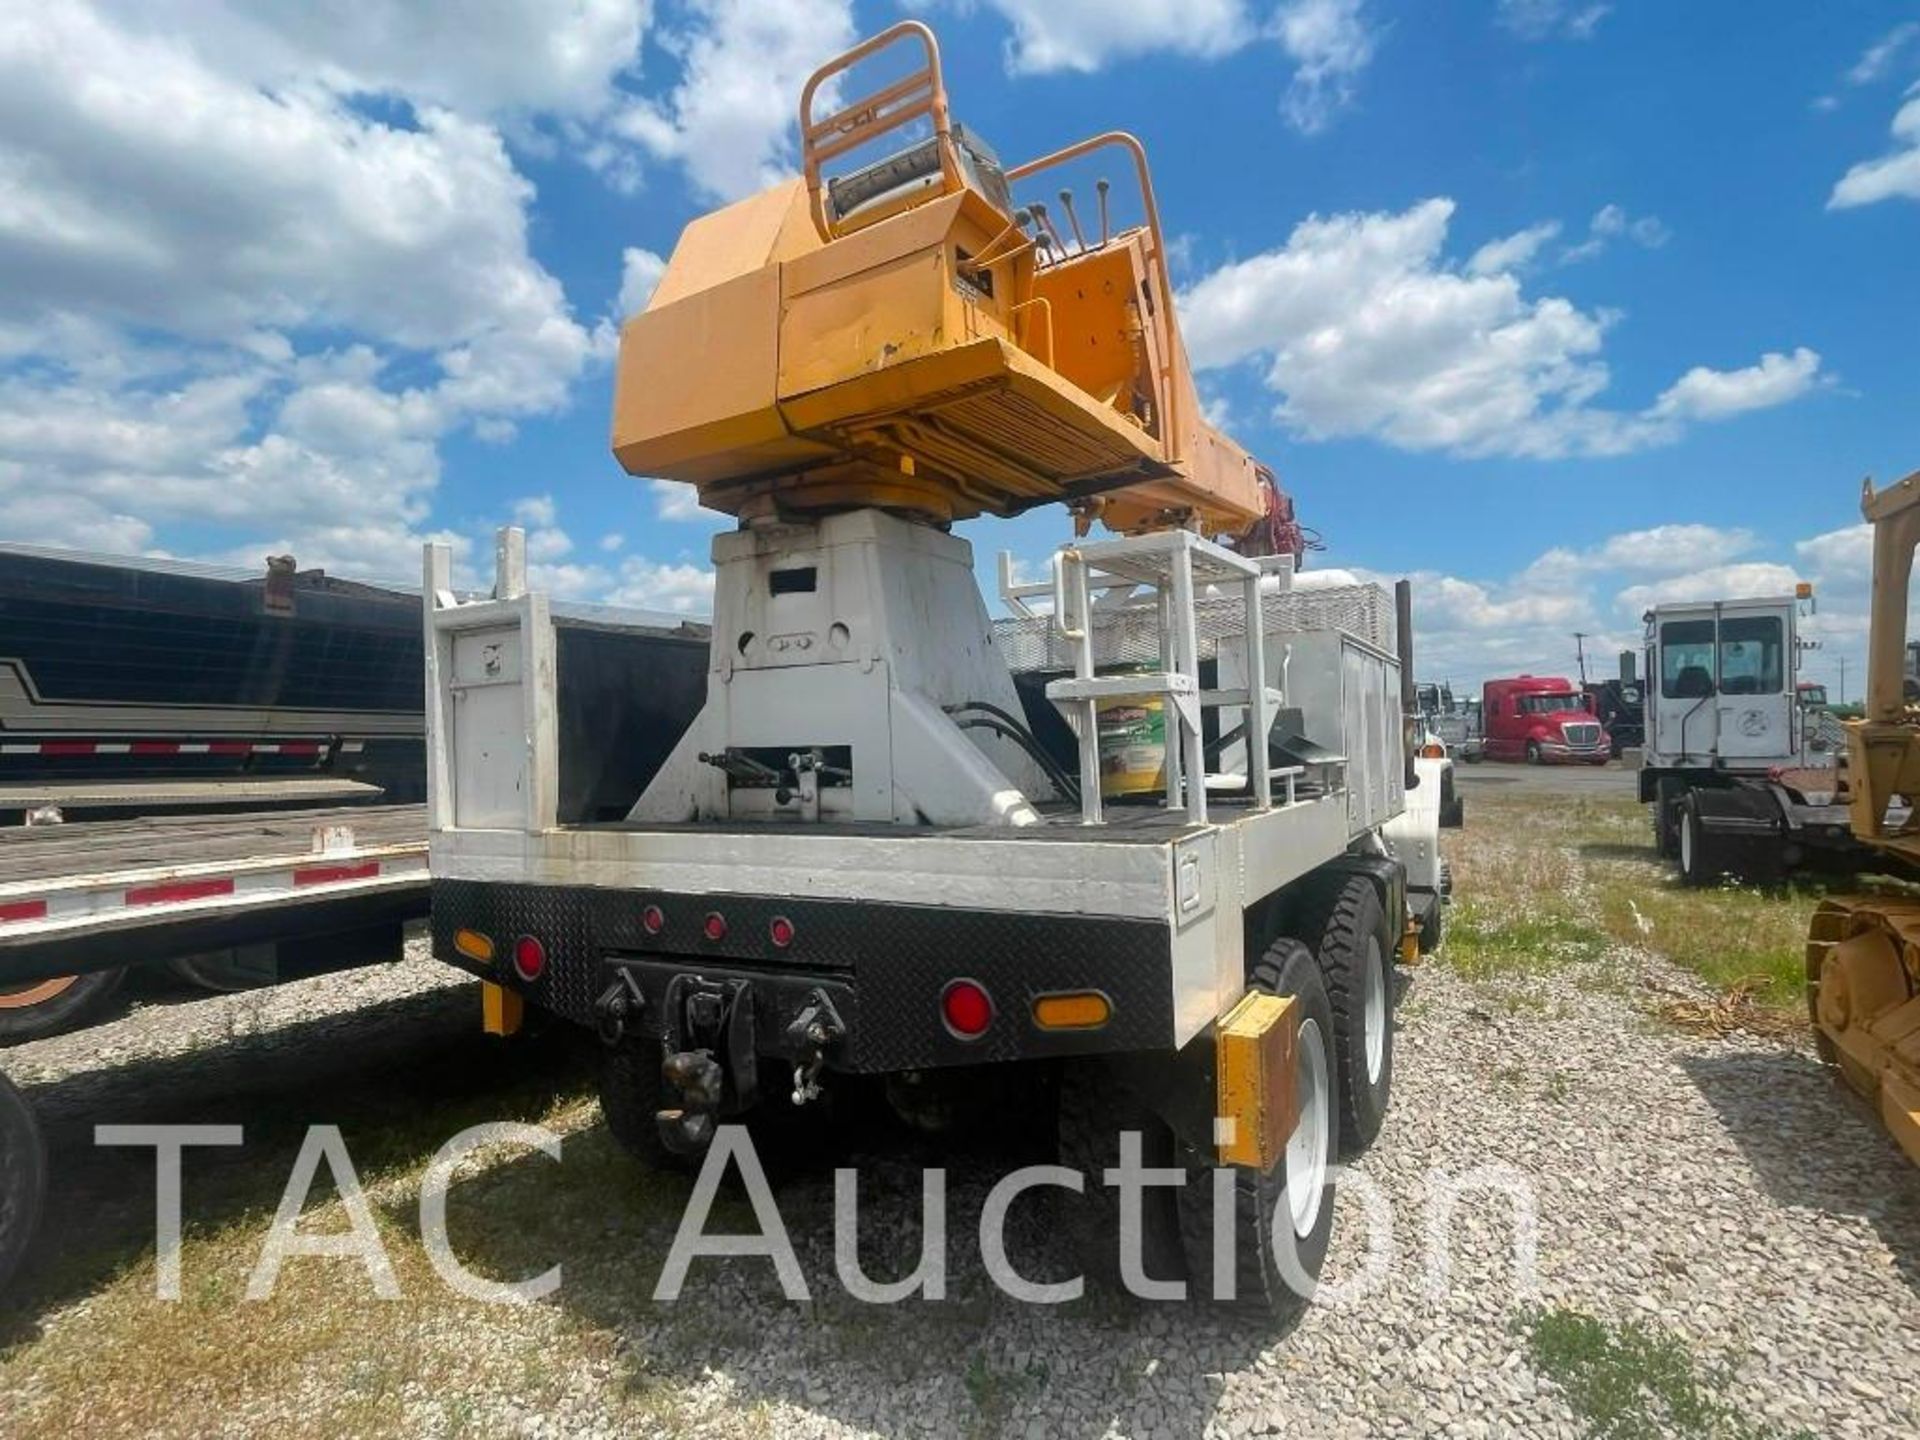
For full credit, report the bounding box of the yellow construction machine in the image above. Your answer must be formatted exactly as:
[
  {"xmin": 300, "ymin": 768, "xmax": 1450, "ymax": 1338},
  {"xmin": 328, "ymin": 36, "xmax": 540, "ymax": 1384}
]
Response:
[{"xmin": 1806, "ymin": 468, "xmax": 1920, "ymax": 1164}]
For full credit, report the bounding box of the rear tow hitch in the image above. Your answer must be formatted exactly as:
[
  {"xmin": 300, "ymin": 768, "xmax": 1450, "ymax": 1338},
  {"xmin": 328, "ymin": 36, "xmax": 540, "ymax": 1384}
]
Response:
[
  {"xmin": 785, "ymin": 988, "xmax": 848, "ymax": 1106},
  {"xmin": 657, "ymin": 1051, "xmax": 725, "ymax": 1153},
  {"xmin": 654, "ymin": 977, "xmax": 759, "ymax": 1155}
]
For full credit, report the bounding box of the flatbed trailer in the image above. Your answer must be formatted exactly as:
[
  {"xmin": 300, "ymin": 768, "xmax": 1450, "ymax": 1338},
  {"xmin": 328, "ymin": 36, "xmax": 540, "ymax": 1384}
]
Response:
[{"xmin": 0, "ymin": 801, "xmax": 428, "ymax": 1291}]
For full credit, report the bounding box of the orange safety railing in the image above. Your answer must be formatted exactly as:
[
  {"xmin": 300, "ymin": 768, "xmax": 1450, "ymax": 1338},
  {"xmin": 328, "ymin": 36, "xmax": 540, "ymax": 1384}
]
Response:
[{"xmin": 799, "ymin": 21, "xmax": 959, "ymax": 243}]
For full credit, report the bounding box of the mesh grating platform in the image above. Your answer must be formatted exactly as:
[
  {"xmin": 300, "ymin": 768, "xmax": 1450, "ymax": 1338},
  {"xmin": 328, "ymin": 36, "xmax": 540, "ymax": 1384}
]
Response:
[{"xmin": 993, "ymin": 581, "xmax": 1397, "ymax": 674}]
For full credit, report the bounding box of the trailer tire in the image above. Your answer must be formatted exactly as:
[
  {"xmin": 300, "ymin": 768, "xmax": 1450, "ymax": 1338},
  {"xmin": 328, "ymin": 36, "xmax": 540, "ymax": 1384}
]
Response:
[
  {"xmin": 1176, "ymin": 939, "xmax": 1336, "ymax": 1321},
  {"xmin": 598, "ymin": 1042, "xmax": 690, "ymax": 1172},
  {"xmin": 1055, "ymin": 1062, "xmax": 1188, "ymax": 1294},
  {"xmin": 1296, "ymin": 874, "xmax": 1394, "ymax": 1156},
  {"xmin": 0, "ymin": 1071, "xmax": 46, "ymax": 1294},
  {"xmin": 168, "ymin": 950, "xmax": 269, "ymax": 993},
  {"xmin": 0, "ymin": 967, "xmax": 128, "ymax": 1045}
]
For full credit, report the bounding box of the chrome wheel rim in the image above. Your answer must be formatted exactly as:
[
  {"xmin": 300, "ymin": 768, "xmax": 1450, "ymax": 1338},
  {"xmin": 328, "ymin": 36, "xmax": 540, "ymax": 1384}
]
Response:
[
  {"xmin": 1362, "ymin": 937, "xmax": 1386, "ymax": 1085},
  {"xmin": 1286, "ymin": 1018, "xmax": 1330, "ymax": 1238}
]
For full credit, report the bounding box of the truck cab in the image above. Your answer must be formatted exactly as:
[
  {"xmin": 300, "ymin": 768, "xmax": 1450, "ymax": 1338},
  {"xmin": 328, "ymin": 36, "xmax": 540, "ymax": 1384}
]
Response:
[
  {"xmin": 1643, "ymin": 597, "xmax": 1800, "ymax": 767},
  {"xmin": 1637, "ymin": 592, "xmax": 1861, "ymax": 885},
  {"xmin": 1480, "ymin": 675, "xmax": 1609, "ymax": 764}
]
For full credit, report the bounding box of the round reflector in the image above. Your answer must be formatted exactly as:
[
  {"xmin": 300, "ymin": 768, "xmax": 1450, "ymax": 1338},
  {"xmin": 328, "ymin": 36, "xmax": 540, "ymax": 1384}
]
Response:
[
  {"xmin": 941, "ymin": 979, "xmax": 994, "ymax": 1039},
  {"xmin": 769, "ymin": 915, "xmax": 795, "ymax": 948},
  {"xmin": 511, "ymin": 935, "xmax": 546, "ymax": 982},
  {"xmin": 641, "ymin": 903, "xmax": 665, "ymax": 935},
  {"xmin": 702, "ymin": 911, "xmax": 728, "ymax": 942}
]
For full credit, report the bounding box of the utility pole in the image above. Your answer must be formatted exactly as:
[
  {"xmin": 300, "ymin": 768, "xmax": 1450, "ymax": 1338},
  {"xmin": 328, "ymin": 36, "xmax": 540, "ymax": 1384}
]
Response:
[{"xmin": 1573, "ymin": 631, "xmax": 1590, "ymax": 687}]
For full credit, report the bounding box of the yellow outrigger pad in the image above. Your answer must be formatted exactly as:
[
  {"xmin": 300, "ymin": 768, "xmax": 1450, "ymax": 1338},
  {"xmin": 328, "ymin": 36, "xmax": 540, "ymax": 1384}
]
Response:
[{"xmin": 1215, "ymin": 990, "xmax": 1299, "ymax": 1170}]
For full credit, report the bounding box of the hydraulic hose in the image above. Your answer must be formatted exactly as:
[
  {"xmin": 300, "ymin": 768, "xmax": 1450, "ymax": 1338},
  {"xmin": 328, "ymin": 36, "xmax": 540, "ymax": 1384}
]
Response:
[{"xmin": 949, "ymin": 704, "xmax": 1080, "ymax": 804}]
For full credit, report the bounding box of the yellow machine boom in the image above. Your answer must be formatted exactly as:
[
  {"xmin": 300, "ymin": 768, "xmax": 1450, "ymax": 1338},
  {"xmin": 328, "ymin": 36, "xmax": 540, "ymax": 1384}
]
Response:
[
  {"xmin": 1806, "ymin": 468, "xmax": 1920, "ymax": 1165},
  {"xmin": 610, "ymin": 21, "xmax": 1267, "ymax": 537}
]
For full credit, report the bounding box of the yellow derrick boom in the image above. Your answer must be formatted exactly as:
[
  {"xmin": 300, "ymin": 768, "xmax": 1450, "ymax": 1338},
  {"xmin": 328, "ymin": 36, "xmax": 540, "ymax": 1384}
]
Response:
[{"xmin": 610, "ymin": 21, "xmax": 1265, "ymax": 536}]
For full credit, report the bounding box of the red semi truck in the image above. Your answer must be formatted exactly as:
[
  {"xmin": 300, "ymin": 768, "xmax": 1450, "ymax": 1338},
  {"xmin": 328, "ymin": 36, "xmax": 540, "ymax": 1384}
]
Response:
[{"xmin": 1481, "ymin": 675, "xmax": 1610, "ymax": 765}]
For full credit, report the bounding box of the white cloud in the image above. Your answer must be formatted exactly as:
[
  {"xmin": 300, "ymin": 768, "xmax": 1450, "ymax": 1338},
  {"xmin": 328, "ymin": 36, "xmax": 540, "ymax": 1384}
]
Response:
[
  {"xmin": 650, "ymin": 477, "xmax": 720, "ymax": 522},
  {"xmin": 980, "ymin": 0, "xmax": 1250, "ymax": 75},
  {"xmin": 1274, "ymin": 0, "xmax": 1379, "ymax": 135},
  {"xmin": 1561, "ymin": 203, "xmax": 1669, "ymax": 263},
  {"xmin": 1650, "ymin": 347, "xmax": 1824, "ymax": 422},
  {"xmin": 609, "ymin": 554, "xmax": 715, "ymax": 613},
  {"xmin": 1496, "ymin": 1, "xmax": 1609, "ymax": 42},
  {"xmin": 1796, "ymin": 522, "xmax": 1871, "ymax": 583},
  {"xmin": 1523, "ymin": 524, "xmax": 1758, "ymax": 581},
  {"xmin": 0, "ymin": 489, "xmax": 155, "ymax": 554},
  {"xmin": 950, "ymin": 2, "xmax": 1377, "ymax": 136},
  {"xmin": 1616, "ymin": 563, "xmax": 1803, "ymax": 614},
  {"xmin": 617, "ymin": 246, "xmax": 668, "ymax": 317},
  {"xmin": 1846, "ymin": 22, "xmax": 1919, "ymax": 88},
  {"xmin": 600, "ymin": 532, "xmax": 627, "ymax": 552},
  {"xmin": 1343, "ymin": 517, "xmax": 1880, "ymax": 693},
  {"xmin": 1467, "ymin": 220, "xmax": 1562, "ymax": 276},
  {"xmin": 1178, "ymin": 198, "xmax": 1821, "ymax": 459},
  {"xmin": 93, "ymin": 1, "xmax": 651, "ymax": 120},
  {"xmin": 1830, "ymin": 91, "xmax": 1920, "ymax": 208},
  {"xmin": 0, "ymin": 3, "xmax": 612, "ymax": 574},
  {"xmin": 611, "ymin": 0, "xmax": 855, "ymax": 201}
]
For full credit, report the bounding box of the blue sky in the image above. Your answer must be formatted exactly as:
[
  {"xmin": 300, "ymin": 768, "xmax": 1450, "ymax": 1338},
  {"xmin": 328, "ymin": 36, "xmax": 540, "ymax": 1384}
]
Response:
[{"xmin": 0, "ymin": 2, "xmax": 1915, "ymax": 692}]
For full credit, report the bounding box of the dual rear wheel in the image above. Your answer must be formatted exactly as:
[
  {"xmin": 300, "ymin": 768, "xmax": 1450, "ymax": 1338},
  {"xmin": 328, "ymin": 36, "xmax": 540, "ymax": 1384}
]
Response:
[{"xmin": 1057, "ymin": 872, "xmax": 1396, "ymax": 1322}]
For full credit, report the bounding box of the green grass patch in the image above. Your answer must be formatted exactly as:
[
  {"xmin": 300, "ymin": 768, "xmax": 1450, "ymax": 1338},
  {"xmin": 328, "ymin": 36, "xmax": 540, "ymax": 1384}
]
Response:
[
  {"xmin": 1587, "ymin": 869, "xmax": 1816, "ymax": 1016},
  {"xmin": 1521, "ymin": 1307, "xmax": 1810, "ymax": 1440},
  {"xmin": 1446, "ymin": 899, "xmax": 1609, "ymax": 982}
]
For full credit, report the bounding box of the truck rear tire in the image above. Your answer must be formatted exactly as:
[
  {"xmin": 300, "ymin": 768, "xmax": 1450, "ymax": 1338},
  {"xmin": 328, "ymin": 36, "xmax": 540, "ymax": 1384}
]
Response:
[
  {"xmin": 1653, "ymin": 801, "xmax": 1677, "ymax": 858},
  {"xmin": 598, "ymin": 1041, "xmax": 691, "ymax": 1172},
  {"xmin": 1055, "ymin": 1061, "xmax": 1188, "ymax": 1293},
  {"xmin": 1298, "ymin": 875, "xmax": 1394, "ymax": 1155},
  {"xmin": 0, "ymin": 967, "xmax": 128, "ymax": 1045},
  {"xmin": 1677, "ymin": 795, "xmax": 1725, "ymax": 887},
  {"xmin": 0, "ymin": 1071, "xmax": 46, "ymax": 1294},
  {"xmin": 1418, "ymin": 861, "xmax": 1450, "ymax": 955},
  {"xmin": 1176, "ymin": 938, "xmax": 1337, "ymax": 1322}
]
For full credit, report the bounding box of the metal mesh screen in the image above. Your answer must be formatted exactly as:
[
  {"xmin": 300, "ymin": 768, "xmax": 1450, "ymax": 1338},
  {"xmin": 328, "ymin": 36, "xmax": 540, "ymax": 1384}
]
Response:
[{"xmin": 993, "ymin": 581, "xmax": 1397, "ymax": 674}]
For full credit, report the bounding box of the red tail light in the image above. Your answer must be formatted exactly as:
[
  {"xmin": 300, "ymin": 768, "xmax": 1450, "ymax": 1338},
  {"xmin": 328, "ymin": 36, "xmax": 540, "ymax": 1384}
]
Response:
[
  {"xmin": 941, "ymin": 979, "xmax": 994, "ymax": 1039},
  {"xmin": 703, "ymin": 911, "xmax": 728, "ymax": 942},
  {"xmin": 511, "ymin": 935, "xmax": 546, "ymax": 982},
  {"xmin": 641, "ymin": 904, "xmax": 665, "ymax": 935},
  {"xmin": 769, "ymin": 915, "xmax": 795, "ymax": 948}
]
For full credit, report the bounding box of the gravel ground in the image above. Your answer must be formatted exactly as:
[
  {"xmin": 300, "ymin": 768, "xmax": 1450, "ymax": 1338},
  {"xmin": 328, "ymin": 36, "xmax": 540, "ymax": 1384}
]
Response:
[{"xmin": 4, "ymin": 874, "xmax": 1919, "ymax": 1437}]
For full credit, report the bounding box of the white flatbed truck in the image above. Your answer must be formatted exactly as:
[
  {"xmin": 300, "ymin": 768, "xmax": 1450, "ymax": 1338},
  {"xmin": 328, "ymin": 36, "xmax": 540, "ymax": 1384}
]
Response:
[{"xmin": 425, "ymin": 520, "xmax": 1448, "ymax": 1315}]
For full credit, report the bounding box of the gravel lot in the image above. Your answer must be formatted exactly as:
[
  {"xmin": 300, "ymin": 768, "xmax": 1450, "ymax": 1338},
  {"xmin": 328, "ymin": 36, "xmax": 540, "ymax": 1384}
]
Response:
[{"xmin": 2, "ymin": 790, "xmax": 1917, "ymax": 1438}]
